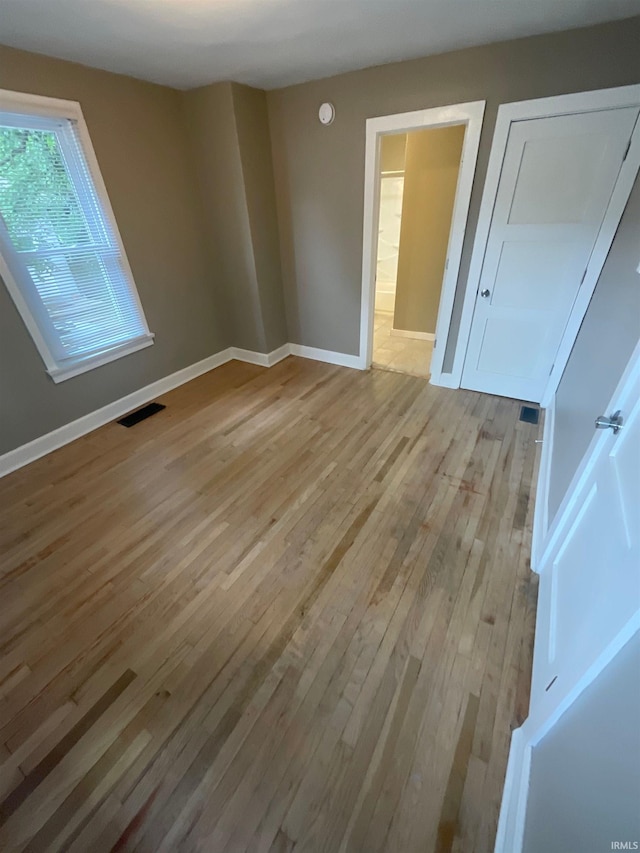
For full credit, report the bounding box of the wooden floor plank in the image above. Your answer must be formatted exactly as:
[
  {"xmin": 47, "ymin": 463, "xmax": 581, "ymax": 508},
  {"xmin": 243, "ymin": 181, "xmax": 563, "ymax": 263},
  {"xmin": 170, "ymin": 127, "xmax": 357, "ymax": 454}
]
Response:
[{"xmin": 0, "ymin": 356, "xmax": 540, "ymax": 852}]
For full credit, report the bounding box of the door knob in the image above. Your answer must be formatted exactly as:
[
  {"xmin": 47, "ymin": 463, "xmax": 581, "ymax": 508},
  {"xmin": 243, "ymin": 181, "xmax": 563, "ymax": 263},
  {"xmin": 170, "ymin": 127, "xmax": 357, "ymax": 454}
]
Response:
[
  {"xmin": 480, "ymin": 289, "xmax": 490, "ymax": 298},
  {"xmin": 595, "ymin": 410, "xmax": 623, "ymax": 434}
]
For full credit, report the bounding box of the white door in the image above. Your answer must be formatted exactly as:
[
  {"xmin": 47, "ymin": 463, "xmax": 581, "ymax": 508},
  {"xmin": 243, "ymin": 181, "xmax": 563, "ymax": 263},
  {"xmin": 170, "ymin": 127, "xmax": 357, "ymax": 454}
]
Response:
[
  {"xmin": 495, "ymin": 342, "xmax": 640, "ymax": 853},
  {"xmin": 461, "ymin": 106, "xmax": 639, "ymax": 403},
  {"xmin": 531, "ymin": 340, "xmax": 640, "ymax": 733}
]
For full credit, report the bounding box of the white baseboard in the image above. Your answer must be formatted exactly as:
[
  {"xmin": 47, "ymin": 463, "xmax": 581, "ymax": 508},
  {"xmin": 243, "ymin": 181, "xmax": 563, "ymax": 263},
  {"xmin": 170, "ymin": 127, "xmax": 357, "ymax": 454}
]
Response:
[
  {"xmin": 495, "ymin": 397, "xmax": 554, "ymax": 847},
  {"xmin": 264, "ymin": 344, "xmax": 292, "ymax": 366},
  {"xmin": 289, "ymin": 343, "xmax": 364, "ymax": 370},
  {"xmin": 390, "ymin": 328, "xmax": 435, "ymax": 341},
  {"xmin": 0, "ymin": 348, "xmax": 234, "ymax": 478},
  {"xmin": 0, "ymin": 342, "xmax": 366, "ymax": 477},
  {"xmin": 494, "ymin": 726, "xmax": 531, "ymax": 853},
  {"xmin": 230, "ymin": 344, "xmax": 290, "ymax": 368},
  {"xmin": 531, "ymin": 395, "xmax": 555, "ymax": 573}
]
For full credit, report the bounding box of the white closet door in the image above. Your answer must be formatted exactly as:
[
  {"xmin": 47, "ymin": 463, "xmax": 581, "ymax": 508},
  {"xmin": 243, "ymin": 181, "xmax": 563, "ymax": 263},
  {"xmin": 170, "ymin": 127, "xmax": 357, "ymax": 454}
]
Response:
[{"xmin": 461, "ymin": 106, "xmax": 638, "ymax": 402}]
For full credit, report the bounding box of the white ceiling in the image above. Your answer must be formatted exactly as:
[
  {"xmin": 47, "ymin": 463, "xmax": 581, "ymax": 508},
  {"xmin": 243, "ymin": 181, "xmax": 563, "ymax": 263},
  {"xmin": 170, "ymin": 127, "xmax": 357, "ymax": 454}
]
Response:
[{"xmin": 0, "ymin": 0, "xmax": 638, "ymax": 91}]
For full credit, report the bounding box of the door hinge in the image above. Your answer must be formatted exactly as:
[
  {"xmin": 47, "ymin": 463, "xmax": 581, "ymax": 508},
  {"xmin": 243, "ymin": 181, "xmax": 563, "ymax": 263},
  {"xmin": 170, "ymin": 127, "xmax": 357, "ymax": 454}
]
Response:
[
  {"xmin": 445, "ymin": 258, "xmax": 449, "ymax": 271},
  {"xmin": 622, "ymin": 137, "xmax": 632, "ymax": 162},
  {"xmin": 579, "ymin": 268, "xmax": 588, "ymax": 286},
  {"xmin": 433, "ymin": 338, "xmax": 437, "ymax": 349},
  {"xmin": 549, "ymin": 362, "xmax": 555, "ymax": 376}
]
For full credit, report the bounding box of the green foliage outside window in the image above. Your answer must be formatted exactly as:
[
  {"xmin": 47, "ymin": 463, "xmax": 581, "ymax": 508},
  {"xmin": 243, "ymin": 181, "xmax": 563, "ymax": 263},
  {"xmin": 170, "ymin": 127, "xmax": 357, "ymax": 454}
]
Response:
[{"xmin": 0, "ymin": 126, "xmax": 91, "ymax": 253}]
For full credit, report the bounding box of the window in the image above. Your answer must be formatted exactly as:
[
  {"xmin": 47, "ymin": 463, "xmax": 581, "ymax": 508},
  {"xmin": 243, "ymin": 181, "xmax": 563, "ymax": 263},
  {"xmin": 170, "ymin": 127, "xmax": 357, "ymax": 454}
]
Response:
[{"xmin": 0, "ymin": 90, "xmax": 153, "ymax": 382}]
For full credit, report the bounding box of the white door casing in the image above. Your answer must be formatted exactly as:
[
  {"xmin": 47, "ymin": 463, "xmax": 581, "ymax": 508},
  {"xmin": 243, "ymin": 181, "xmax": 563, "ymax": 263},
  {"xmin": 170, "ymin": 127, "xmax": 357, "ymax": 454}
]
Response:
[
  {"xmin": 461, "ymin": 106, "xmax": 639, "ymax": 403},
  {"xmin": 359, "ymin": 101, "xmax": 485, "ymax": 380},
  {"xmin": 495, "ymin": 339, "xmax": 640, "ymax": 852},
  {"xmin": 452, "ymin": 85, "xmax": 640, "ymax": 402}
]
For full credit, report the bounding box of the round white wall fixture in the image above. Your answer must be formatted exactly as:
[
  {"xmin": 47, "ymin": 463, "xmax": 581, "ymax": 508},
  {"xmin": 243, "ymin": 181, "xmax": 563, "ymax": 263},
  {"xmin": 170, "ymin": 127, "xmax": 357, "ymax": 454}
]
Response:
[{"xmin": 318, "ymin": 102, "xmax": 335, "ymax": 125}]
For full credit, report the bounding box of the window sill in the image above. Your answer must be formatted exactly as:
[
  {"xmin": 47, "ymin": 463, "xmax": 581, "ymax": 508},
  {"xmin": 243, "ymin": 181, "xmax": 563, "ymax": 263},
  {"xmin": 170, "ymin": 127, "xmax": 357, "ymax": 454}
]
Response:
[{"xmin": 47, "ymin": 334, "xmax": 155, "ymax": 383}]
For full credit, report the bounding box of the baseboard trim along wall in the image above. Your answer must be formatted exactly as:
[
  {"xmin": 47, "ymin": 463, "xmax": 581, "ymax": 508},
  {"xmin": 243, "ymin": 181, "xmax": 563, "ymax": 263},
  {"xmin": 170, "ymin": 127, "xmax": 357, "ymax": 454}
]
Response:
[
  {"xmin": 530, "ymin": 396, "xmax": 555, "ymax": 572},
  {"xmin": 0, "ymin": 342, "xmax": 361, "ymax": 477},
  {"xmin": 494, "ymin": 394, "xmax": 554, "ymax": 852},
  {"xmin": 229, "ymin": 344, "xmax": 291, "ymax": 368},
  {"xmin": 288, "ymin": 343, "xmax": 363, "ymax": 370},
  {"xmin": 390, "ymin": 328, "xmax": 435, "ymax": 341},
  {"xmin": 0, "ymin": 348, "xmax": 234, "ymax": 478}
]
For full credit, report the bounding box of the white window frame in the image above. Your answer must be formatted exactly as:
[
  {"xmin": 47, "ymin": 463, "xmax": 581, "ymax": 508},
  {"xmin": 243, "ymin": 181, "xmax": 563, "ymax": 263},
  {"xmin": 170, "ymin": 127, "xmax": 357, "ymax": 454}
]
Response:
[{"xmin": 0, "ymin": 88, "xmax": 154, "ymax": 382}]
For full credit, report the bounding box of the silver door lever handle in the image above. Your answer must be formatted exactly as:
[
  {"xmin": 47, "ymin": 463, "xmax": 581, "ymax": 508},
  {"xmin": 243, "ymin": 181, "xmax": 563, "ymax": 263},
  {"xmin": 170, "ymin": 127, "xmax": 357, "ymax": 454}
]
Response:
[{"xmin": 595, "ymin": 410, "xmax": 623, "ymax": 434}]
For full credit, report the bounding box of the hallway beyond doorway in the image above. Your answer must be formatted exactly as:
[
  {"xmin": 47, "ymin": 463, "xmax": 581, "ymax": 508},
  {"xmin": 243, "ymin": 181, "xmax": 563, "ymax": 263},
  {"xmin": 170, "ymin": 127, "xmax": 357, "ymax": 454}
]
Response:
[
  {"xmin": 359, "ymin": 102, "xmax": 485, "ymax": 383},
  {"xmin": 372, "ymin": 311, "xmax": 433, "ymax": 377}
]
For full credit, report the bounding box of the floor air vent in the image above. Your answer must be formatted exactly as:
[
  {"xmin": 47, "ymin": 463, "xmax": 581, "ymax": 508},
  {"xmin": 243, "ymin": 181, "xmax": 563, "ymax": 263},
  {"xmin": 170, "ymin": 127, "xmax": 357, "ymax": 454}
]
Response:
[
  {"xmin": 519, "ymin": 405, "xmax": 540, "ymax": 425},
  {"xmin": 117, "ymin": 402, "xmax": 166, "ymax": 428}
]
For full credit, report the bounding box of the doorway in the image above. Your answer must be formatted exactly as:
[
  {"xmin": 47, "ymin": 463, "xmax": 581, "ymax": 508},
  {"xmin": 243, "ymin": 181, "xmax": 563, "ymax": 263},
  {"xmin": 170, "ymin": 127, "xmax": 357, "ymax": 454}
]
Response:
[
  {"xmin": 359, "ymin": 101, "xmax": 485, "ymax": 383},
  {"xmin": 372, "ymin": 126, "xmax": 465, "ymax": 377}
]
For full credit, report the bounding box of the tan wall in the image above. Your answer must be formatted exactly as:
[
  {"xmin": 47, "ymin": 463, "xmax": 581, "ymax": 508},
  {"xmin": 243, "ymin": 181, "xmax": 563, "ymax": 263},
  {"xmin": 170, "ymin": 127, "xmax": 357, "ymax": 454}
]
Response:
[
  {"xmin": 182, "ymin": 82, "xmax": 264, "ymax": 351},
  {"xmin": 2, "ymin": 17, "xmax": 639, "ymax": 454},
  {"xmin": 549, "ymin": 174, "xmax": 640, "ymax": 520},
  {"xmin": 0, "ymin": 51, "xmax": 288, "ymax": 453},
  {"xmin": 181, "ymin": 82, "xmax": 287, "ymax": 353},
  {"xmin": 231, "ymin": 84, "xmax": 288, "ymax": 352},
  {"xmin": 266, "ymin": 17, "xmax": 640, "ymax": 362},
  {"xmin": 380, "ymin": 133, "xmax": 406, "ymax": 173},
  {"xmin": 393, "ymin": 125, "xmax": 465, "ymax": 335},
  {"xmin": 0, "ymin": 44, "xmax": 229, "ymax": 454}
]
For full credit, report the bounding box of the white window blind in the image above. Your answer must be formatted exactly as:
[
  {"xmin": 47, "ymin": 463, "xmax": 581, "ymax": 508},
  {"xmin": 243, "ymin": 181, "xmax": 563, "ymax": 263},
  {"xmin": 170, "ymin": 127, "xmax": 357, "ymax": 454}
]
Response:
[{"xmin": 0, "ymin": 94, "xmax": 153, "ymax": 381}]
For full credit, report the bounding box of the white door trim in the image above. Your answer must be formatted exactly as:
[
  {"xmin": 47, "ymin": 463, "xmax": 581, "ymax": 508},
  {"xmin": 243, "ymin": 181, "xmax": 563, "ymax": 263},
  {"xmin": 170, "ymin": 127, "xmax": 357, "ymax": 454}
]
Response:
[
  {"xmin": 358, "ymin": 101, "xmax": 485, "ymax": 381},
  {"xmin": 453, "ymin": 84, "xmax": 640, "ymax": 401},
  {"xmin": 530, "ymin": 395, "xmax": 554, "ymax": 573}
]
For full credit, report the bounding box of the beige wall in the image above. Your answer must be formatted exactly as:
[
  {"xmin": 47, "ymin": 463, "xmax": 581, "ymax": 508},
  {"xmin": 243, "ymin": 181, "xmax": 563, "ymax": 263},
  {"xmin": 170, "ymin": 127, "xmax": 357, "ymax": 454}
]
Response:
[
  {"xmin": 548, "ymin": 174, "xmax": 640, "ymax": 521},
  {"xmin": 380, "ymin": 133, "xmax": 406, "ymax": 173},
  {"xmin": 0, "ymin": 52, "xmax": 288, "ymax": 454},
  {"xmin": 232, "ymin": 84, "xmax": 288, "ymax": 352},
  {"xmin": 182, "ymin": 82, "xmax": 287, "ymax": 354},
  {"xmin": 1, "ymin": 17, "xmax": 640, "ymax": 456},
  {"xmin": 0, "ymin": 44, "xmax": 229, "ymax": 454},
  {"xmin": 182, "ymin": 82, "xmax": 263, "ymax": 352},
  {"xmin": 393, "ymin": 125, "xmax": 465, "ymax": 335},
  {"xmin": 266, "ymin": 17, "xmax": 640, "ymax": 362},
  {"xmin": 523, "ymin": 631, "xmax": 640, "ymax": 853}
]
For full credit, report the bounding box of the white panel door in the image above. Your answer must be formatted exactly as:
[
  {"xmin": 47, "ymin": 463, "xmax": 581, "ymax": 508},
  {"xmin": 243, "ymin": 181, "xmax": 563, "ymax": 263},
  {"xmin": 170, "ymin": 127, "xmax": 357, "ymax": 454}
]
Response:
[
  {"xmin": 530, "ymin": 344, "xmax": 640, "ymax": 725},
  {"xmin": 461, "ymin": 106, "xmax": 639, "ymax": 402},
  {"xmin": 495, "ymin": 342, "xmax": 640, "ymax": 853}
]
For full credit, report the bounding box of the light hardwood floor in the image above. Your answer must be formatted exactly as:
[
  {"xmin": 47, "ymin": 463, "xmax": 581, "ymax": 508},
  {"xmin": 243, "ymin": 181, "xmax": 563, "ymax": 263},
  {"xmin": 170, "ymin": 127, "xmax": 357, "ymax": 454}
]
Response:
[{"xmin": 0, "ymin": 357, "xmax": 540, "ymax": 852}]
